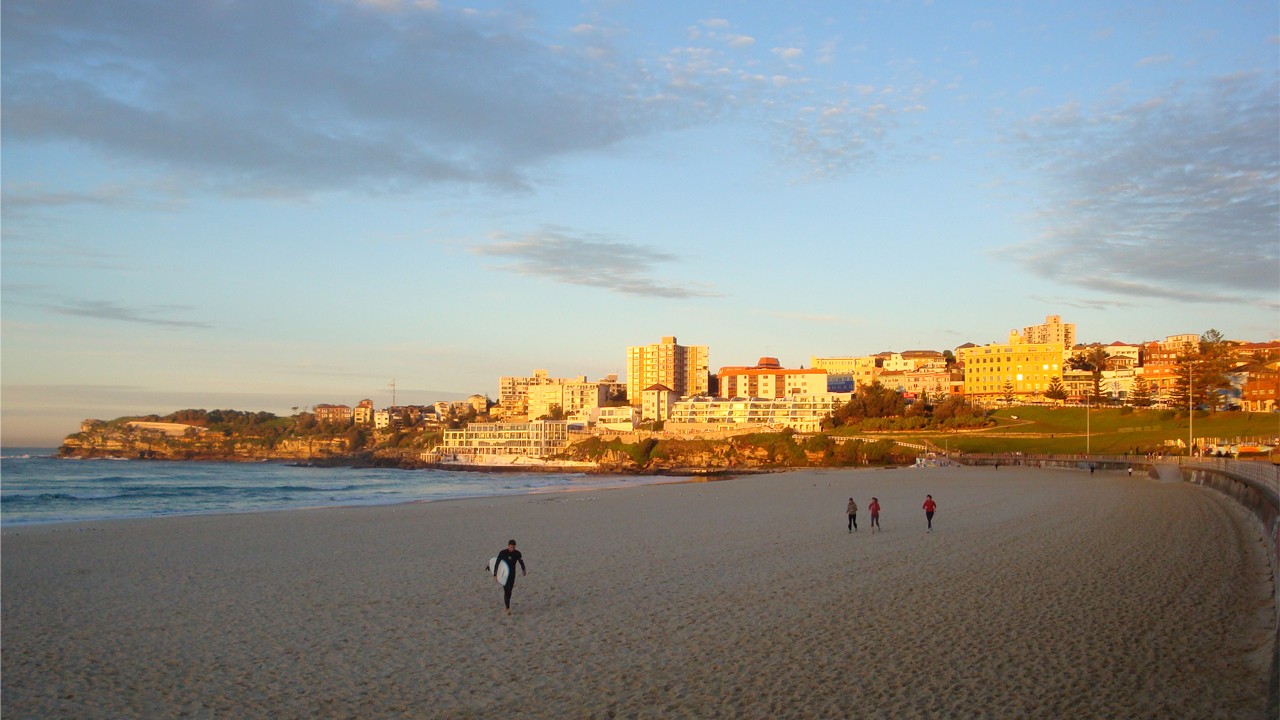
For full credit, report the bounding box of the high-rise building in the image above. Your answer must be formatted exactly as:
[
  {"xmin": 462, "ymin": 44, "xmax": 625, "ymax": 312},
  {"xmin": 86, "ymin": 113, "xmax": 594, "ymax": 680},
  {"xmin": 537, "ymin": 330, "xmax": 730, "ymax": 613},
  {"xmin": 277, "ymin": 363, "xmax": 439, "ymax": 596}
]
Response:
[
  {"xmin": 626, "ymin": 336, "xmax": 709, "ymax": 404},
  {"xmin": 1018, "ymin": 315, "xmax": 1076, "ymax": 349}
]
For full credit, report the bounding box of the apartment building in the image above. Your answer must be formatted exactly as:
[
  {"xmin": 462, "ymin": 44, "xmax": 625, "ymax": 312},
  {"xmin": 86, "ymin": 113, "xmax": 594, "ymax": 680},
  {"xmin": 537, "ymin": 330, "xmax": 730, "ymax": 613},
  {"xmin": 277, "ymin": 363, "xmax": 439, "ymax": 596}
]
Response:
[
  {"xmin": 439, "ymin": 420, "xmax": 570, "ymax": 460},
  {"xmin": 527, "ymin": 376, "xmax": 610, "ymax": 420},
  {"xmin": 1018, "ymin": 314, "xmax": 1077, "ymax": 349},
  {"xmin": 717, "ymin": 357, "xmax": 828, "ymax": 399},
  {"xmin": 594, "ymin": 405, "xmax": 640, "ymax": 431},
  {"xmin": 957, "ymin": 333, "xmax": 1066, "ymax": 405},
  {"xmin": 313, "ymin": 404, "xmax": 353, "ymax": 424},
  {"xmin": 498, "ymin": 369, "xmax": 551, "ymax": 414},
  {"xmin": 878, "ymin": 350, "xmax": 946, "ymax": 373},
  {"xmin": 1242, "ymin": 368, "xmax": 1280, "ymax": 412},
  {"xmin": 353, "ymin": 399, "xmax": 374, "ymax": 425},
  {"xmin": 809, "ymin": 355, "xmax": 883, "ymax": 389},
  {"xmin": 1137, "ymin": 334, "xmax": 1201, "ymax": 403},
  {"xmin": 667, "ymin": 394, "xmax": 852, "ymax": 433},
  {"xmin": 641, "ymin": 384, "xmax": 679, "ymax": 422},
  {"xmin": 626, "ymin": 336, "xmax": 709, "ymax": 404},
  {"xmin": 877, "ymin": 367, "xmax": 953, "ymax": 400}
]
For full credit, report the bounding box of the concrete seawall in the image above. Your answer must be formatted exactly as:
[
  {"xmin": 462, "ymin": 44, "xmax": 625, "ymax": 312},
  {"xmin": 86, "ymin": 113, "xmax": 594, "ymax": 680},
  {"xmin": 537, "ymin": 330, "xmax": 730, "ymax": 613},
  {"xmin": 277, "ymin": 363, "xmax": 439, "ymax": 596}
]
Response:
[{"xmin": 1164, "ymin": 461, "xmax": 1279, "ymax": 718}]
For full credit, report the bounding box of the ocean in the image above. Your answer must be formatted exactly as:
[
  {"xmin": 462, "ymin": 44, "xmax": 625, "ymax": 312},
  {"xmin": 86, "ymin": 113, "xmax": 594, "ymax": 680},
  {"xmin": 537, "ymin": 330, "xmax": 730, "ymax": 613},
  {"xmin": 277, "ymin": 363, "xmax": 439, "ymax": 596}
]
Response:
[{"xmin": 0, "ymin": 448, "xmax": 666, "ymax": 526}]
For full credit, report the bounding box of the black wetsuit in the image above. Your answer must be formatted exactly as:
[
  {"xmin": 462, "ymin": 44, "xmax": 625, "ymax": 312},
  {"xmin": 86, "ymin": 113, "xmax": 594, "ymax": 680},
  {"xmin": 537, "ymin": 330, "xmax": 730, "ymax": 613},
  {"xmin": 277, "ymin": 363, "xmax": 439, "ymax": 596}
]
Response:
[{"xmin": 495, "ymin": 548, "xmax": 526, "ymax": 609}]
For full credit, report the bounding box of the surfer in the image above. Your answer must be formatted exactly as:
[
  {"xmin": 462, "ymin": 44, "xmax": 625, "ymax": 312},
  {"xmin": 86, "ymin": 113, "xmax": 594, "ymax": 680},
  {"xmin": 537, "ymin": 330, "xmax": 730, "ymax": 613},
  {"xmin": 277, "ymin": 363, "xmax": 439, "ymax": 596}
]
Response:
[
  {"xmin": 494, "ymin": 539, "xmax": 526, "ymax": 615},
  {"xmin": 846, "ymin": 497, "xmax": 858, "ymax": 533},
  {"xmin": 869, "ymin": 497, "xmax": 881, "ymax": 533},
  {"xmin": 922, "ymin": 494, "xmax": 936, "ymax": 533}
]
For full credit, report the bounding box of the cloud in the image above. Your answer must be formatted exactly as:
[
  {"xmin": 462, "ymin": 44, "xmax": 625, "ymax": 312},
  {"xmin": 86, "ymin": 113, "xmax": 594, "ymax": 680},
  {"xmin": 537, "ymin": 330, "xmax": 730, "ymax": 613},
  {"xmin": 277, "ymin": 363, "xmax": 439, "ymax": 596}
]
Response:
[
  {"xmin": 45, "ymin": 300, "xmax": 213, "ymax": 328},
  {"xmin": 1001, "ymin": 73, "xmax": 1279, "ymax": 308},
  {"xmin": 0, "ymin": 1, "xmax": 740, "ymax": 196},
  {"xmin": 470, "ymin": 227, "xmax": 720, "ymax": 299},
  {"xmin": 1135, "ymin": 54, "xmax": 1174, "ymax": 68},
  {"xmin": 775, "ymin": 99, "xmax": 893, "ymax": 181}
]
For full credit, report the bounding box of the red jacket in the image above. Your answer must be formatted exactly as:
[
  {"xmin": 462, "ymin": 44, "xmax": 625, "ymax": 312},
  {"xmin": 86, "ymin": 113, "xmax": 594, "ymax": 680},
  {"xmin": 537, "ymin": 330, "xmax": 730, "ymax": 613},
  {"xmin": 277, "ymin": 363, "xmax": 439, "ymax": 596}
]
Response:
[{"xmin": 923, "ymin": 498, "xmax": 936, "ymax": 512}]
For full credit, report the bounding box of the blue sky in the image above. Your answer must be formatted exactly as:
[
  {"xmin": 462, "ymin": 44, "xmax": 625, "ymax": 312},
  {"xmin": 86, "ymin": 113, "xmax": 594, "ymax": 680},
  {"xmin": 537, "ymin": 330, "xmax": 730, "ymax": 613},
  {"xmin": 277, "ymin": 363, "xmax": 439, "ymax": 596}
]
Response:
[{"xmin": 3, "ymin": 0, "xmax": 1278, "ymax": 446}]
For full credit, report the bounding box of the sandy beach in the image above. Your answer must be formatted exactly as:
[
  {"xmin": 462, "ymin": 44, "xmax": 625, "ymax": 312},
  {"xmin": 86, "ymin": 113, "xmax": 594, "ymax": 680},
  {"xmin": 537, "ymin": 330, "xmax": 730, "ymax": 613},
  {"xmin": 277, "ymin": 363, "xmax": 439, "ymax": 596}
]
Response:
[{"xmin": 2, "ymin": 465, "xmax": 1274, "ymax": 719}]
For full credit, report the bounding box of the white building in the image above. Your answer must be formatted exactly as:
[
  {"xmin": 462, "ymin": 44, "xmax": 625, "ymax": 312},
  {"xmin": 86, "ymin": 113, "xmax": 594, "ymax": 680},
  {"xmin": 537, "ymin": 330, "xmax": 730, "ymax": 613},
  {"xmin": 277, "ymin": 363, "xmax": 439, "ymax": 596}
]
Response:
[
  {"xmin": 593, "ymin": 406, "xmax": 640, "ymax": 431},
  {"xmin": 641, "ymin": 384, "xmax": 679, "ymax": 422},
  {"xmin": 439, "ymin": 420, "xmax": 570, "ymax": 460},
  {"xmin": 666, "ymin": 394, "xmax": 852, "ymax": 434}
]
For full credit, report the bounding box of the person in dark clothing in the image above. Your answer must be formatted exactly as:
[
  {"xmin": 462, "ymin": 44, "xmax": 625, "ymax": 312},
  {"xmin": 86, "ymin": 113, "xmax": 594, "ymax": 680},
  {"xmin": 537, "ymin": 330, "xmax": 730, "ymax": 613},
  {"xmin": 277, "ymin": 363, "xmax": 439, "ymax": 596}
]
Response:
[
  {"xmin": 494, "ymin": 539, "xmax": 526, "ymax": 614},
  {"xmin": 846, "ymin": 497, "xmax": 858, "ymax": 533}
]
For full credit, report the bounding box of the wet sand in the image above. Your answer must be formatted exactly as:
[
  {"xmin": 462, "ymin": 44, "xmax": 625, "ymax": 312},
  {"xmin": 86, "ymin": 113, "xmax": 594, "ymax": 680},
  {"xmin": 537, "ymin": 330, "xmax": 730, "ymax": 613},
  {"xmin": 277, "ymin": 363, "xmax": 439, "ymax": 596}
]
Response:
[{"xmin": 2, "ymin": 466, "xmax": 1274, "ymax": 718}]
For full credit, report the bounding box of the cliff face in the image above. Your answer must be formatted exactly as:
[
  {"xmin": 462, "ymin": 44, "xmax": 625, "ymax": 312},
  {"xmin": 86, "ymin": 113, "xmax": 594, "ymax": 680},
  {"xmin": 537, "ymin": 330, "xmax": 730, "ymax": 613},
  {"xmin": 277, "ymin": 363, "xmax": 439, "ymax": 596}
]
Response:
[{"xmin": 60, "ymin": 428, "xmax": 352, "ymax": 462}]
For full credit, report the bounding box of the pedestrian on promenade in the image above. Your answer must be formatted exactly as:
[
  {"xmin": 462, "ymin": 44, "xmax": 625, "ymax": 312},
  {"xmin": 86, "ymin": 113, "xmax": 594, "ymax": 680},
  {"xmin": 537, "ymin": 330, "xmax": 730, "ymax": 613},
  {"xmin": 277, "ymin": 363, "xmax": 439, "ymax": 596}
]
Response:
[
  {"xmin": 869, "ymin": 497, "xmax": 881, "ymax": 533},
  {"xmin": 493, "ymin": 539, "xmax": 526, "ymax": 615},
  {"xmin": 847, "ymin": 497, "xmax": 858, "ymax": 533},
  {"xmin": 922, "ymin": 494, "xmax": 937, "ymax": 533}
]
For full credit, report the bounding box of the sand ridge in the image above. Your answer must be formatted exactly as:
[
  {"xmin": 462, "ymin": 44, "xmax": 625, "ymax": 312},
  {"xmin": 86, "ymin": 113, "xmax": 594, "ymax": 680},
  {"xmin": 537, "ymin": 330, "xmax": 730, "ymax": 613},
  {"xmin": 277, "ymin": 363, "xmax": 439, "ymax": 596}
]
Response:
[{"xmin": 2, "ymin": 466, "xmax": 1274, "ymax": 718}]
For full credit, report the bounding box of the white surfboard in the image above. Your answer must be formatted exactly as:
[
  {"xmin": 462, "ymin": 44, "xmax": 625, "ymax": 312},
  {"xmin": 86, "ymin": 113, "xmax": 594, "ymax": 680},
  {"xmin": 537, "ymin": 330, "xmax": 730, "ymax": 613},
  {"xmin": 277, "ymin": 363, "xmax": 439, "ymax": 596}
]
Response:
[{"xmin": 487, "ymin": 555, "xmax": 509, "ymax": 586}]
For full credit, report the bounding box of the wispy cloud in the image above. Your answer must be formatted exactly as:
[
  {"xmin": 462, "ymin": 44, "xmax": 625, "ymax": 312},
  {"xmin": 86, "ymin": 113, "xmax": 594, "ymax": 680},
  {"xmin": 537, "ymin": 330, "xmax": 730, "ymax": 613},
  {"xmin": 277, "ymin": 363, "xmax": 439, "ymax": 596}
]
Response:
[
  {"xmin": 0, "ymin": 1, "xmax": 740, "ymax": 196},
  {"xmin": 3, "ymin": 1, "xmax": 897, "ymax": 198},
  {"xmin": 1001, "ymin": 72, "xmax": 1280, "ymax": 308},
  {"xmin": 776, "ymin": 100, "xmax": 893, "ymax": 181},
  {"xmin": 470, "ymin": 227, "xmax": 720, "ymax": 299},
  {"xmin": 1135, "ymin": 54, "xmax": 1174, "ymax": 68},
  {"xmin": 45, "ymin": 300, "xmax": 213, "ymax": 328}
]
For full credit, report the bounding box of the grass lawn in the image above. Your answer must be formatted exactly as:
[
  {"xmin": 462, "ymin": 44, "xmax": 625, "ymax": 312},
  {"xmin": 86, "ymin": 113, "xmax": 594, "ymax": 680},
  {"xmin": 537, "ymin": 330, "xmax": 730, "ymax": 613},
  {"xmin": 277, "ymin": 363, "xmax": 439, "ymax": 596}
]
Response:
[{"xmin": 894, "ymin": 405, "xmax": 1280, "ymax": 456}]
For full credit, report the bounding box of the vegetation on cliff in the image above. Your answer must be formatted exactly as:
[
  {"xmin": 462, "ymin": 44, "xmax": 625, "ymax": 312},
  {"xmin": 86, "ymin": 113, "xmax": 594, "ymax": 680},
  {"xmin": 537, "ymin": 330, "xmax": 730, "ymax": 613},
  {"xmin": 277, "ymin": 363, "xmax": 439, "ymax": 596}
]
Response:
[{"xmin": 60, "ymin": 408, "xmax": 443, "ymax": 463}]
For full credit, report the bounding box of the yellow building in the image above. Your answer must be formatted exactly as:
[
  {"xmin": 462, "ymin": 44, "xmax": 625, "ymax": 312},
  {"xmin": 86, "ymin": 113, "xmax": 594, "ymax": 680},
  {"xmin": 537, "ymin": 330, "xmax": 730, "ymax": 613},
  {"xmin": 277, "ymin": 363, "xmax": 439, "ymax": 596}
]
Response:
[
  {"xmin": 809, "ymin": 355, "xmax": 883, "ymax": 389},
  {"xmin": 958, "ymin": 334, "xmax": 1066, "ymax": 405},
  {"xmin": 527, "ymin": 377, "xmax": 609, "ymax": 420},
  {"xmin": 626, "ymin": 336, "xmax": 709, "ymax": 404}
]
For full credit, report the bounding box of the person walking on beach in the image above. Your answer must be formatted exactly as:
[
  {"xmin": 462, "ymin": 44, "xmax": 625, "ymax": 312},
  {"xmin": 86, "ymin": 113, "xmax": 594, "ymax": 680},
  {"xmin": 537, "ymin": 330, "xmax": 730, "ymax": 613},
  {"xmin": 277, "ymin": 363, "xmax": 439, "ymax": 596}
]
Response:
[
  {"xmin": 869, "ymin": 497, "xmax": 881, "ymax": 533},
  {"xmin": 922, "ymin": 494, "xmax": 937, "ymax": 533},
  {"xmin": 494, "ymin": 539, "xmax": 526, "ymax": 615},
  {"xmin": 847, "ymin": 497, "xmax": 858, "ymax": 533}
]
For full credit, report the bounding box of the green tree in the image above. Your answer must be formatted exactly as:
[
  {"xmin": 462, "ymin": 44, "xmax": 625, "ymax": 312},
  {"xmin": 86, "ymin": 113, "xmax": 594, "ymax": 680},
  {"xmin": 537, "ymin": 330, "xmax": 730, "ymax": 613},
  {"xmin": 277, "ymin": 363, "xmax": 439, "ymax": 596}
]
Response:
[
  {"xmin": 1129, "ymin": 376, "xmax": 1152, "ymax": 407},
  {"xmin": 1068, "ymin": 345, "xmax": 1111, "ymax": 399},
  {"xmin": 834, "ymin": 381, "xmax": 906, "ymax": 423},
  {"xmin": 1196, "ymin": 329, "xmax": 1234, "ymax": 412},
  {"xmin": 1000, "ymin": 381, "xmax": 1016, "ymax": 404},
  {"xmin": 1044, "ymin": 377, "xmax": 1068, "ymax": 403}
]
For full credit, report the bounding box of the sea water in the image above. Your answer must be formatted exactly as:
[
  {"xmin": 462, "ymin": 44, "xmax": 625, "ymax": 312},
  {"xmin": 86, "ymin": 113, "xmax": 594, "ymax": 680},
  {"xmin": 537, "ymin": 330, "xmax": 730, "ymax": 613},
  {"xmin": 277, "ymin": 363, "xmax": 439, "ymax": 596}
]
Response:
[{"xmin": 1, "ymin": 448, "xmax": 664, "ymax": 526}]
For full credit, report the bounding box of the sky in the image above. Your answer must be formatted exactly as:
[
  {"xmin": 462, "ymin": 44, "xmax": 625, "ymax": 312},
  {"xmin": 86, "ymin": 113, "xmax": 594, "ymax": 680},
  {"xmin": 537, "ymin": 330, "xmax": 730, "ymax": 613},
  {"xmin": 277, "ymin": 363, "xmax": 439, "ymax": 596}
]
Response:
[{"xmin": 3, "ymin": 0, "xmax": 1278, "ymax": 447}]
